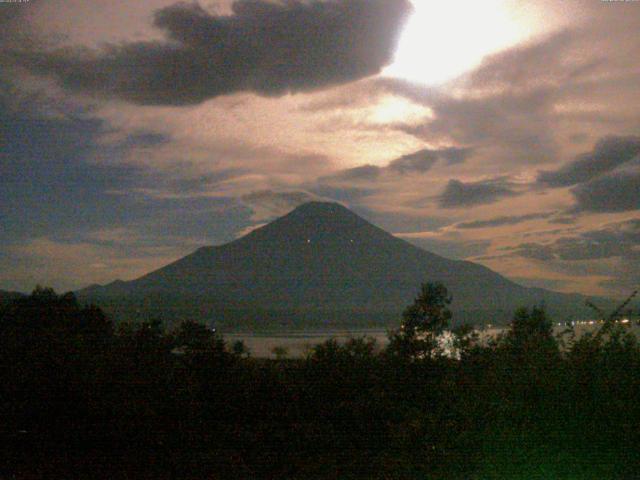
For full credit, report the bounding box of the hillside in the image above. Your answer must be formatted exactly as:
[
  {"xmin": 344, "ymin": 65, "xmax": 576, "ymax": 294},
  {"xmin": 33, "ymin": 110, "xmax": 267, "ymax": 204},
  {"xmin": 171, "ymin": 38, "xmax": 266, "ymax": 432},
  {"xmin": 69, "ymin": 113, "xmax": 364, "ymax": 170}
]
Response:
[{"xmin": 78, "ymin": 202, "xmax": 596, "ymax": 330}]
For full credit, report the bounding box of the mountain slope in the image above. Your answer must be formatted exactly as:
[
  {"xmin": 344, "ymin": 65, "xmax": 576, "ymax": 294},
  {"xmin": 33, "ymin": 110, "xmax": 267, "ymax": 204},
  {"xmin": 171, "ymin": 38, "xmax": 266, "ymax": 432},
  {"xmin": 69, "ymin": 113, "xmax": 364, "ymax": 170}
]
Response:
[{"xmin": 78, "ymin": 202, "xmax": 594, "ymax": 328}]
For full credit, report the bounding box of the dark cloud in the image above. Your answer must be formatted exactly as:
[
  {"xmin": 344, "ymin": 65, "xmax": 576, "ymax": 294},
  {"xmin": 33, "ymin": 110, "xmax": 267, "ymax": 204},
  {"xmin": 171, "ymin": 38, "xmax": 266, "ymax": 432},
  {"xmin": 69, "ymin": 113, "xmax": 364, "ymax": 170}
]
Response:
[
  {"xmin": 118, "ymin": 132, "xmax": 171, "ymax": 149},
  {"xmin": 310, "ymin": 184, "xmax": 375, "ymax": 203},
  {"xmin": 438, "ymin": 147, "xmax": 474, "ymax": 165},
  {"xmin": 507, "ymin": 219, "xmax": 640, "ymax": 262},
  {"xmin": 586, "ymin": 219, "xmax": 640, "ymax": 245},
  {"xmin": 240, "ymin": 189, "xmax": 318, "ymax": 218},
  {"xmin": 349, "ymin": 206, "xmax": 450, "ymax": 234},
  {"xmin": 375, "ymin": 31, "xmax": 626, "ymax": 168},
  {"xmin": 502, "ymin": 219, "xmax": 640, "ymax": 294},
  {"xmin": 0, "ymin": 97, "xmax": 138, "ymax": 243},
  {"xmin": 535, "ymin": 135, "xmax": 640, "ymax": 212},
  {"xmin": 140, "ymin": 196, "xmax": 252, "ymax": 245},
  {"xmin": 322, "ymin": 164, "xmax": 382, "ymax": 182},
  {"xmin": 548, "ymin": 214, "xmax": 578, "ymax": 225},
  {"xmin": 386, "ymin": 147, "xmax": 474, "ymax": 173},
  {"xmin": 387, "ymin": 149, "xmax": 438, "ymax": 174},
  {"xmin": 538, "ymin": 136, "xmax": 640, "ymax": 187},
  {"xmin": 0, "ymin": 93, "xmax": 253, "ymax": 248},
  {"xmin": 438, "ymin": 178, "xmax": 519, "ymax": 209},
  {"xmin": 508, "ymin": 243, "xmax": 556, "ymax": 262},
  {"xmin": 456, "ymin": 212, "xmax": 552, "ymax": 229},
  {"xmin": 158, "ymin": 168, "xmax": 246, "ymax": 194},
  {"xmin": 320, "ymin": 146, "xmax": 474, "ymax": 184},
  {"xmin": 372, "ymin": 34, "xmax": 576, "ymax": 165},
  {"xmin": 521, "ymin": 227, "xmax": 579, "ymax": 239},
  {"xmin": 553, "ymin": 237, "xmax": 627, "ymax": 262},
  {"xmin": 14, "ymin": 0, "xmax": 411, "ymax": 105},
  {"xmin": 572, "ymin": 169, "xmax": 640, "ymax": 212},
  {"xmin": 392, "ymin": 147, "xmax": 473, "ymax": 171},
  {"xmin": 401, "ymin": 237, "xmax": 491, "ymax": 260},
  {"xmin": 395, "ymin": 86, "xmax": 560, "ymax": 165},
  {"xmin": 387, "ymin": 147, "xmax": 473, "ymax": 173},
  {"xmin": 241, "ymin": 189, "xmax": 316, "ymax": 205}
]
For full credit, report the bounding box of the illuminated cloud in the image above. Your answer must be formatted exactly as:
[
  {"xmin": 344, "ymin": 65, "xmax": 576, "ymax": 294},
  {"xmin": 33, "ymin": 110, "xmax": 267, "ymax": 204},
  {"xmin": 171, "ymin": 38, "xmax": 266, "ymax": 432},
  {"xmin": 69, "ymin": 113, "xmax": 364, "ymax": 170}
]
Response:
[
  {"xmin": 503, "ymin": 219, "xmax": 640, "ymax": 292},
  {"xmin": 1, "ymin": 0, "xmax": 640, "ymax": 296},
  {"xmin": 319, "ymin": 146, "xmax": 474, "ymax": 183},
  {"xmin": 13, "ymin": 0, "xmax": 411, "ymax": 105}
]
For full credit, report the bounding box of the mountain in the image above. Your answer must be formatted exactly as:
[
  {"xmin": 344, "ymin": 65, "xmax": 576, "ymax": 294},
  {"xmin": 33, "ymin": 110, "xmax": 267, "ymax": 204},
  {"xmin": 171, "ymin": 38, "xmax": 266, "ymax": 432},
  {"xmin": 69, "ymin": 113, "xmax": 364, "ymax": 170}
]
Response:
[{"xmin": 78, "ymin": 201, "xmax": 596, "ymax": 330}]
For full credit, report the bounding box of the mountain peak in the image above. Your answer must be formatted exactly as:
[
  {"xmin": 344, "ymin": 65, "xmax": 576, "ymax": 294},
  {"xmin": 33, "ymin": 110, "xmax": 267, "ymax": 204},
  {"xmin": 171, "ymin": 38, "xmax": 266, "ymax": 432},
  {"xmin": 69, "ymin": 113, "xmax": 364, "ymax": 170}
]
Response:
[
  {"xmin": 290, "ymin": 201, "xmax": 350, "ymax": 214},
  {"xmin": 77, "ymin": 200, "xmax": 595, "ymax": 328},
  {"xmin": 242, "ymin": 200, "xmax": 383, "ymax": 244},
  {"xmin": 283, "ymin": 201, "xmax": 360, "ymax": 223}
]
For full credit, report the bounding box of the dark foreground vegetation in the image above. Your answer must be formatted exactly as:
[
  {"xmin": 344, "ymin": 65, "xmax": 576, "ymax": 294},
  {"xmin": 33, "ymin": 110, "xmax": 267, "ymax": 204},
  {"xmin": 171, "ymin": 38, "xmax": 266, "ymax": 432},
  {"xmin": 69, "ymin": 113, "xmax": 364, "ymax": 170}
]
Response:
[{"xmin": 1, "ymin": 285, "xmax": 639, "ymax": 479}]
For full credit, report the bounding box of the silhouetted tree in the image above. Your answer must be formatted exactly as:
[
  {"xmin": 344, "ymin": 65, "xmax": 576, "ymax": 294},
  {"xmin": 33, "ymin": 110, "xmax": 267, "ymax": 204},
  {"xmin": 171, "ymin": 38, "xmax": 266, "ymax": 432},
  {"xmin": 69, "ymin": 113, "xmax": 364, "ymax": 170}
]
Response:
[
  {"xmin": 309, "ymin": 337, "xmax": 377, "ymax": 367},
  {"xmin": 232, "ymin": 339, "xmax": 250, "ymax": 357},
  {"xmin": 387, "ymin": 282, "xmax": 452, "ymax": 359},
  {"xmin": 450, "ymin": 323, "xmax": 479, "ymax": 359},
  {"xmin": 504, "ymin": 306, "xmax": 555, "ymax": 348},
  {"xmin": 272, "ymin": 345, "xmax": 289, "ymax": 360},
  {"xmin": 497, "ymin": 305, "xmax": 560, "ymax": 381},
  {"xmin": 2, "ymin": 283, "xmax": 640, "ymax": 479},
  {"xmin": 174, "ymin": 320, "xmax": 219, "ymax": 352}
]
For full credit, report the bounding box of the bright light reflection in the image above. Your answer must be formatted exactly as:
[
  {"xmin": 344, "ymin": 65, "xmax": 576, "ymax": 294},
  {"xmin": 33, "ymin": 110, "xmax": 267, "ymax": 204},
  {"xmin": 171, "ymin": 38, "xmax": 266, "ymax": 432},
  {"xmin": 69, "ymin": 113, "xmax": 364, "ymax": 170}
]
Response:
[
  {"xmin": 384, "ymin": 0, "xmax": 532, "ymax": 85},
  {"xmin": 369, "ymin": 95, "xmax": 433, "ymax": 125}
]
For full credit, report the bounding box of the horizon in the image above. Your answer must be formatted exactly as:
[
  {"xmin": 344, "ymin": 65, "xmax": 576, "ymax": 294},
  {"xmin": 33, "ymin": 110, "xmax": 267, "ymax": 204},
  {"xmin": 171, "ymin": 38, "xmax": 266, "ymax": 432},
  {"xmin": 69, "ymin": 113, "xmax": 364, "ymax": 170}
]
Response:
[
  {"xmin": 1, "ymin": 0, "xmax": 639, "ymax": 297},
  {"xmin": 0, "ymin": 200, "xmax": 621, "ymax": 301},
  {"xmin": 0, "ymin": 200, "xmax": 632, "ymax": 305}
]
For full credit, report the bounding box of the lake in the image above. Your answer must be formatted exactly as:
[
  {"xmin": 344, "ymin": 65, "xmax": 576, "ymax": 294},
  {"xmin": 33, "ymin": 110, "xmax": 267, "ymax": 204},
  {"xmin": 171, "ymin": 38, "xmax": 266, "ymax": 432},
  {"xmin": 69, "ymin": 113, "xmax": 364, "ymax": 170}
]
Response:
[{"xmin": 226, "ymin": 322, "xmax": 637, "ymax": 358}]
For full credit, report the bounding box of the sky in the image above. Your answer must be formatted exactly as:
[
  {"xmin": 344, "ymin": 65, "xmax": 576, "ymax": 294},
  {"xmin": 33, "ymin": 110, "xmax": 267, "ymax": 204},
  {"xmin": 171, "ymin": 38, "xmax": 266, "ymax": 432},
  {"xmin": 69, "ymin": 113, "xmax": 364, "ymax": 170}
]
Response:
[{"xmin": 1, "ymin": 0, "xmax": 639, "ymax": 297}]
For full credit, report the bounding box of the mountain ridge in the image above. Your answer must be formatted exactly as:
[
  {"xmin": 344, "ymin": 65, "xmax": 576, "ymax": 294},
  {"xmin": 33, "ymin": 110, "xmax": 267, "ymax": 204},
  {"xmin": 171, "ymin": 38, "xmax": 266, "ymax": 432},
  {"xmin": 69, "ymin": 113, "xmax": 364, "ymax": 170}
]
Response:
[{"xmin": 77, "ymin": 201, "xmax": 598, "ymax": 329}]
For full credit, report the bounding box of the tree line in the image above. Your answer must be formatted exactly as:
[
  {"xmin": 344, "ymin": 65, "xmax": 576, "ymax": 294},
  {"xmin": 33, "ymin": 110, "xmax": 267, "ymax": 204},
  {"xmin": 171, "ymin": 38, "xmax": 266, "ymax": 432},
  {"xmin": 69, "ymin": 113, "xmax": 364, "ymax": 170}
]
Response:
[{"xmin": 1, "ymin": 284, "xmax": 639, "ymax": 479}]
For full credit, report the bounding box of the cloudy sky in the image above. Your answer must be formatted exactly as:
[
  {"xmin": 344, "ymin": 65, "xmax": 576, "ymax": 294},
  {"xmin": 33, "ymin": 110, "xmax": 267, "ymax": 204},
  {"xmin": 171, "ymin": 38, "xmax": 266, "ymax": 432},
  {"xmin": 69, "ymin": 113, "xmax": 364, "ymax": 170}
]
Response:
[{"xmin": 1, "ymin": 0, "xmax": 639, "ymax": 297}]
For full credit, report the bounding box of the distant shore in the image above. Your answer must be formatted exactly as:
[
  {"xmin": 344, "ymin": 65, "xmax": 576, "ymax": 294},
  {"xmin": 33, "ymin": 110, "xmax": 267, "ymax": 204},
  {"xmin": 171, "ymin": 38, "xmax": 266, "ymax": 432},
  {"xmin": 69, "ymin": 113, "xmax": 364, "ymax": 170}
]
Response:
[{"xmin": 226, "ymin": 322, "xmax": 639, "ymax": 358}]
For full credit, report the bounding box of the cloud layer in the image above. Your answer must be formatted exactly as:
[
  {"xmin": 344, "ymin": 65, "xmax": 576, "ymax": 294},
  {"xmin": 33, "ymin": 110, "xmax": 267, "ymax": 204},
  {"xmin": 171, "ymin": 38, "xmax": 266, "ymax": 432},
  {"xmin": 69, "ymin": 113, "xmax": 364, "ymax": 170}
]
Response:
[
  {"xmin": 2, "ymin": 0, "xmax": 640, "ymax": 297},
  {"xmin": 503, "ymin": 219, "xmax": 640, "ymax": 291},
  {"xmin": 538, "ymin": 136, "xmax": 640, "ymax": 187},
  {"xmin": 439, "ymin": 178, "xmax": 519, "ymax": 209},
  {"xmin": 14, "ymin": 0, "xmax": 411, "ymax": 105},
  {"xmin": 537, "ymin": 135, "xmax": 640, "ymax": 212}
]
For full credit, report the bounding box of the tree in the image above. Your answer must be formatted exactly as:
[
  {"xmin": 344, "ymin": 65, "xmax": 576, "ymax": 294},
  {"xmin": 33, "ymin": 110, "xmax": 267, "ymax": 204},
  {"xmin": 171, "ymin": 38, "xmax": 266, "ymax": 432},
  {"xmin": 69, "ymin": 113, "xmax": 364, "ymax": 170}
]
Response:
[
  {"xmin": 310, "ymin": 337, "xmax": 377, "ymax": 365},
  {"xmin": 387, "ymin": 282, "xmax": 452, "ymax": 360},
  {"xmin": 272, "ymin": 346, "xmax": 289, "ymax": 360},
  {"xmin": 0, "ymin": 286, "xmax": 113, "ymax": 354},
  {"xmin": 173, "ymin": 320, "xmax": 227, "ymax": 358},
  {"xmin": 0, "ymin": 287, "xmax": 116, "ymax": 449},
  {"xmin": 585, "ymin": 290, "xmax": 638, "ymax": 342},
  {"xmin": 232, "ymin": 340, "xmax": 250, "ymax": 358},
  {"xmin": 510, "ymin": 306, "xmax": 552, "ymax": 336},
  {"xmin": 499, "ymin": 306, "xmax": 559, "ymax": 371}
]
